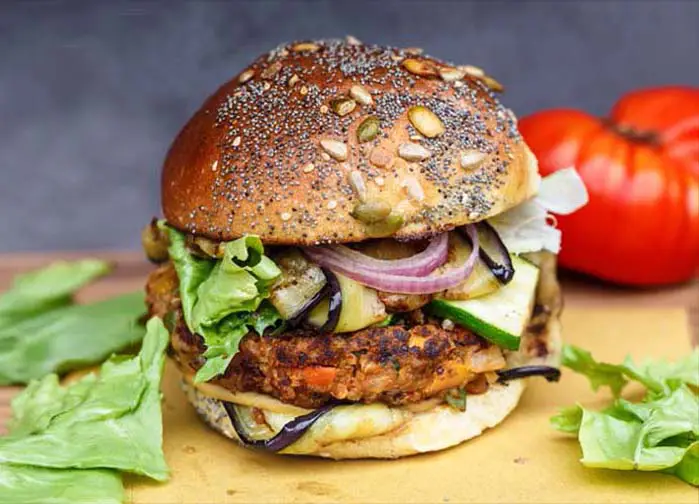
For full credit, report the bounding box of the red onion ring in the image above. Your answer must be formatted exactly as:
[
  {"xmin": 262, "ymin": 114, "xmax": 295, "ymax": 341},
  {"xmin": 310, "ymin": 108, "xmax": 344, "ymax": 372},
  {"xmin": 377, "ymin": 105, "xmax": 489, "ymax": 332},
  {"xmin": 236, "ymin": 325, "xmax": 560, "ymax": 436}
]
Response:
[
  {"xmin": 303, "ymin": 226, "xmax": 479, "ymax": 294},
  {"xmin": 318, "ymin": 232, "xmax": 449, "ymax": 277}
]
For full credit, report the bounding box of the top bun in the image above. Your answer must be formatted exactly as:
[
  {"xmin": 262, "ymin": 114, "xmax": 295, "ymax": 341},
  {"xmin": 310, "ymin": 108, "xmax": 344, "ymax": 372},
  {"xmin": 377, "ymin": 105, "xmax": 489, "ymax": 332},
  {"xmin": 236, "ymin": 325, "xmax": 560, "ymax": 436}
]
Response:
[{"xmin": 162, "ymin": 38, "xmax": 540, "ymax": 245}]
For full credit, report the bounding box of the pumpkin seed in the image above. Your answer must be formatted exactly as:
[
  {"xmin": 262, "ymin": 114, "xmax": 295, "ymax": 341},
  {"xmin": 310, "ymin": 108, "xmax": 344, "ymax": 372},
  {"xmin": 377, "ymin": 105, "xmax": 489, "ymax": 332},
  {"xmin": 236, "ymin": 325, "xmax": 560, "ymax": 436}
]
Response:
[
  {"xmin": 330, "ymin": 97, "xmax": 356, "ymax": 116},
  {"xmin": 408, "ymin": 106, "xmax": 445, "ymax": 138},
  {"xmin": 349, "ymin": 84, "xmax": 373, "ymax": 105},
  {"xmin": 238, "ymin": 69, "xmax": 254, "ymax": 84},
  {"xmin": 398, "ymin": 142, "xmax": 431, "ymax": 161},
  {"xmin": 292, "ymin": 42, "xmax": 320, "ymax": 52},
  {"xmin": 345, "ymin": 35, "xmax": 362, "ymax": 45},
  {"xmin": 320, "ymin": 139, "xmax": 348, "ymax": 161},
  {"xmin": 357, "ymin": 116, "xmax": 380, "ymax": 143},
  {"xmin": 351, "ymin": 199, "xmax": 392, "ymax": 224},
  {"xmin": 367, "ymin": 213, "xmax": 404, "ymax": 237},
  {"xmin": 402, "ymin": 58, "xmax": 438, "ymax": 77},
  {"xmin": 460, "ymin": 150, "xmax": 487, "ymax": 170}
]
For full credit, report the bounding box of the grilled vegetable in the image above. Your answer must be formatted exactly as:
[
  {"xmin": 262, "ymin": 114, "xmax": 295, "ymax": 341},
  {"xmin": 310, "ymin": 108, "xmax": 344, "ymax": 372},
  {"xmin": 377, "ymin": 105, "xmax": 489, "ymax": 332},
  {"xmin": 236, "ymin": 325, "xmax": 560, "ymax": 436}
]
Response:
[
  {"xmin": 269, "ymin": 249, "xmax": 326, "ymax": 321},
  {"xmin": 439, "ymin": 232, "xmax": 501, "ymax": 300}
]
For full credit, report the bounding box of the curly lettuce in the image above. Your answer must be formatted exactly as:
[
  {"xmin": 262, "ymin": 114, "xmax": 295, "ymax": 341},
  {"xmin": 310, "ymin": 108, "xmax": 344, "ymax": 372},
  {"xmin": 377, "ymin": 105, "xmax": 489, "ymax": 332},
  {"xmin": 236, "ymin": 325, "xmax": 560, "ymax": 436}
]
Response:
[
  {"xmin": 552, "ymin": 345, "xmax": 699, "ymax": 486},
  {"xmin": 165, "ymin": 228, "xmax": 282, "ymax": 382}
]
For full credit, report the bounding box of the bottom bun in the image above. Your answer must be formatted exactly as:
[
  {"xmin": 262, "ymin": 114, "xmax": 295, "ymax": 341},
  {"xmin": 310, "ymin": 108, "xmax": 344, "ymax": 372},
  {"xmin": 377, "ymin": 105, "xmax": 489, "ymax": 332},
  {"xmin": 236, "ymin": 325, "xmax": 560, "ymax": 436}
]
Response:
[
  {"xmin": 179, "ymin": 251, "xmax": 562, "ymax": 459},
  {"xmin": 182, "ymin": 378, "xmax": 525, "ymax": 459}
]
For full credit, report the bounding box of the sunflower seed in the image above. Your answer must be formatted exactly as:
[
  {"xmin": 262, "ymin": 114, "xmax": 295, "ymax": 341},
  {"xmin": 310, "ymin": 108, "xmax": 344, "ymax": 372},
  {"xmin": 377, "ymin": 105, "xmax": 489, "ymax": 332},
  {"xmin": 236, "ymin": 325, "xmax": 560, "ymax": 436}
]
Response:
[
  {"xmin": 438, "ymin": 66, "xmax": 466, "ymax": 82},
  {"xmin": 409, "ymin": 134, "xmax": 423, "ymax": 142},
  {"xmin": 327, "ymin": 200, "xmax": 338, "ymax": 210},
  {"xmin": 349, "ymin": 170, "xmax": 367, "ymax": 200},
  {"xmin": 321, "ymin": 152, "xmax": 331, "ymax": 161},
  {"xmin": 261, "ymin": 61, "xmax": 282, "ymax": 79},
  {"xmin": 211, "ymin": 160, "xmax": 218, "ymax": 172},
  {"xmin": 357, "ymin": 116, "xmax": 380, "ymax": 143},
  {"xmin": 404, "ymin": 47, "xmax": 423, "ymax": 55},
  {"xmin": 281, "ymin": 212, "xmax": 292, "ymax": 222},
  {"xmin": 232, "ymin": 136, "xmax": 242, "ymax": 147},
  {"xmin": 345, "ymin": 35, "xmax": 362, "ymax": 45},
  {"xmin": 401, "ymin": 176, "xmax": 425, "ymax": 201},
  {"xmin": 349, "ymin": 84, "xmax": 373, "ymax": 105},
  {"xmin": 370, "ymin": 147, "xmax": 394, "ymax": 168},
  {"xmin": 351, "ymin": 199, "xmax": 392, "ymax": 224},
  {"xmin": 330, "ymin": 96, "xmax": 356, "ymax": 116},
  {"xmin": 398, "ymin": 142, "xmax": 431, "ymax": 161},
  {"xmin": 320, "ymin": 139, "xmax": 348, "ymax": 161},
  {"xmin": 302, "ymin": 162, "xmax": 315, "ymax": 173},
  {"xmin": 459, "ymin": 65, "xmax": 485, "ymax": 78},
  {"xmin": 408, "ymin": 106, "xmax": 445, "ymax": 138},
  {"xmin": 391, "ymin": 54, "xmax": 403, "ymax": 62},
  {"xmin": 262, "ymin": 81, "xmax": 271, "ymax": 91},
  {"xmin": 402, "ymin": 58, "xmax": 438, "ymax": 77},
  {"xmin": 453, "ymin": 80, "xmax": 464, "ymax": 88},
  {"xmin": 482, "ymin": 75, "xmax": 504, "ymax": 93},
  {"xmin": 300, "ymin": 85, "xmax": 308, "ymax": 96},
  {"xmin": 238, "ymin": 69, "xmax": 254, "ymax": 84},
  {"xmin": 460, "ymin": 150, "xmax": 487, "ymax": 170},
  {"xmin": 375, "ymin": 176, "xmax": 385, "ymax": 187},
  {"xmin": 288, "ymin": 74, "xmax": 299, "ymax": 87},
  {"xmin": 320, "ymin": 104, "xmax": 329, "ymax": 114},
  {"xmin": 292, "ymin": 42, "xmax": 320, "ymax": 52}
]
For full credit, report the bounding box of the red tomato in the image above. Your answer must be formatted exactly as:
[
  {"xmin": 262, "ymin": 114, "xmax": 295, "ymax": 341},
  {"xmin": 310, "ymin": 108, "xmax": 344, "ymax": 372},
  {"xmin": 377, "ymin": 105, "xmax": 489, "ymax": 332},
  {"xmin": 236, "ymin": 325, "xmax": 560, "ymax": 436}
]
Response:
[{"xmin": 519, "ymin": 86, "xmax": 699, "ymax": 286}]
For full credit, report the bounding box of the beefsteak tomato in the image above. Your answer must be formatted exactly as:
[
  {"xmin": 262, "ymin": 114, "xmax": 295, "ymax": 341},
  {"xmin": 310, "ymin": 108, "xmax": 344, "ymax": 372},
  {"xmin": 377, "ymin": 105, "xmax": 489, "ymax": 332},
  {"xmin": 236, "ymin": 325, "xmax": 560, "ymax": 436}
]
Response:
[{"xmin": 519, "ymin": 86, "xmax": 699, "ymax": 285}]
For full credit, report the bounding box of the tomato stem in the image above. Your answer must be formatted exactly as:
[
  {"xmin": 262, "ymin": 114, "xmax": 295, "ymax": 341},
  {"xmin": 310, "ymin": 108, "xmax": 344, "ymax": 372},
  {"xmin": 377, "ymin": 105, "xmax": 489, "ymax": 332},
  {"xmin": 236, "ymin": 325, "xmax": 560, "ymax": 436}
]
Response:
[{"xmin": 602, "ymin": 118, "xmax": 660, "ymax": 146}]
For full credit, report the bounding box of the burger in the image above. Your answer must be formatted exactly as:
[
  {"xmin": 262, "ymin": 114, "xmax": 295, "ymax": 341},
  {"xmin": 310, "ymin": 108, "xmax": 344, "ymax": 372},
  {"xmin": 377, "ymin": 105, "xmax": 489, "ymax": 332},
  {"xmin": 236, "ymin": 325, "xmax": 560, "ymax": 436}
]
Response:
[{"xmin": 142, "ymin": 38, "xmax": 587, "ymax": 459}]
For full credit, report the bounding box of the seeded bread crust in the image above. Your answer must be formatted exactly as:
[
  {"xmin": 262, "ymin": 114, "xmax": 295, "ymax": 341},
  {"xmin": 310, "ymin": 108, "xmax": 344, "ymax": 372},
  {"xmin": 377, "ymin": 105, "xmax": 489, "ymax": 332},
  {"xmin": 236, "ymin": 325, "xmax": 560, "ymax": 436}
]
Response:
[{"xmin": 162, "ymin": 38, "xmax": 540, "ymax": 245}]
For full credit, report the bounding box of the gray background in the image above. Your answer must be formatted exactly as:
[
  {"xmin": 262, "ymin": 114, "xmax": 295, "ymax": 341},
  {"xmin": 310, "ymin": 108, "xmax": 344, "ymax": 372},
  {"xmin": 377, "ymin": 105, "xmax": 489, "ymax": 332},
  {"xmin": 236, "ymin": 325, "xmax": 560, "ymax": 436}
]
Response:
[{"xmin": 1, "ymin": 0, "xmax": 697, "ymax": 252}]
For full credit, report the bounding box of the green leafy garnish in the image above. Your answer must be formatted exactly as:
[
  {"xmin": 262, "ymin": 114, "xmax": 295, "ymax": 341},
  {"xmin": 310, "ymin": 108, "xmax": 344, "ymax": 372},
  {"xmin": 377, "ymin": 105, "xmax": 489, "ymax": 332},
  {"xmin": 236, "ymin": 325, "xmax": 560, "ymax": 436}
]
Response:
[
  {"xmin": 552, "ymin": 345, "xmax": 699, "ymax": 486},
  {"xmin": 0, "ymin": 260, "xmax": 147, "ymax": 385},
  {"xmin": 0, "ymin": 259, "xmax": 109, "ymax": 326},
  {"xmin": 166, "ymin": 227, "xmax": 282, "ymax": 382},
  {"xmin": 0, "ymin": 317, "xmax": 170, "ymax": 503},
  {"xmin": 446, "ymin": 387, "xmax": 468, "ymax": 412}
]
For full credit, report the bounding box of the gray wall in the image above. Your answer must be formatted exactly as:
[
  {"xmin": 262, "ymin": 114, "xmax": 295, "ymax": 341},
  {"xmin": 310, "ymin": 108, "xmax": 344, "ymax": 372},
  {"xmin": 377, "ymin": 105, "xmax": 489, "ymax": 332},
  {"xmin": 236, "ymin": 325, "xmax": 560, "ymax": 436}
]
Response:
[{"xmin": 1, "ymin": 1, "xmax": 697, "ymax": 252}]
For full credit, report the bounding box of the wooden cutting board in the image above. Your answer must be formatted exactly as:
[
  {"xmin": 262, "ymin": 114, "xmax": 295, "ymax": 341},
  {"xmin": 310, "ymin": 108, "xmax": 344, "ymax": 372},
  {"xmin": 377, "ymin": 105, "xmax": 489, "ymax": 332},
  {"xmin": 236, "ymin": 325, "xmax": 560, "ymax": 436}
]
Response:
[{"xmin": 1, "ymin": 252, "xmax": 698, "ymax": 503}]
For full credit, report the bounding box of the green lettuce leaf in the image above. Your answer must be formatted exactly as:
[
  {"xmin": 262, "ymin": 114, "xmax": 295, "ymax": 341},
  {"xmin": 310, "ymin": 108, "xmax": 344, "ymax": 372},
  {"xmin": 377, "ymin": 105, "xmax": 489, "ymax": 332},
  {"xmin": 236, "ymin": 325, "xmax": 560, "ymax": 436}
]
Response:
[
  {"xmin": 0, "ymin": 259, "xmax": 109, "ymax": 326},
  {"xmin": 553, "ymin": 346, "xmax": 699, "ymax": 487},
  {"xmin": 0, "ymin": 464, "xmax": 123, "ymax": 504},
  {"xmin": 0, "ymin": 292, "xmax": 146, "ymax": 385},
  {"xmin": 561, "ymin": 345, "xmax": 699, "ymax": 397},
  {"xmin": 166, "ymin": 227, "xmax": 282, "ymax": 382},
  {"xmin": 0, "ymin": 317, "xmax": 170, "ymax": 481}
]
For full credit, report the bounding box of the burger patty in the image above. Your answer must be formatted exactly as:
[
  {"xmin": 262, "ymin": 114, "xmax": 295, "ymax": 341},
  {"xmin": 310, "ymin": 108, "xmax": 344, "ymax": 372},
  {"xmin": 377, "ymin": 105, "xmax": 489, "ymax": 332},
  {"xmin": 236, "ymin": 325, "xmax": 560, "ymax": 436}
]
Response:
[{"xmin": 147, "ymin": 263, "xmax": 507, "ymax": 408}]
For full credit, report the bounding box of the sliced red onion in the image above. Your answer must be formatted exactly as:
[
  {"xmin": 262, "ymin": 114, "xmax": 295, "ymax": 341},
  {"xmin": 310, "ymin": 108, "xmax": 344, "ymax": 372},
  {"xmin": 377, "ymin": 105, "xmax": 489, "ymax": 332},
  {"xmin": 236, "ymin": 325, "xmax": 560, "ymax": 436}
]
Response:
[
  {"xmin": 321, "ymin": 233, "xmax": 449, "ymax": 277},
  {"xmin": 303, "ymin": 226, "xmax": 479, "ymax": 294}
]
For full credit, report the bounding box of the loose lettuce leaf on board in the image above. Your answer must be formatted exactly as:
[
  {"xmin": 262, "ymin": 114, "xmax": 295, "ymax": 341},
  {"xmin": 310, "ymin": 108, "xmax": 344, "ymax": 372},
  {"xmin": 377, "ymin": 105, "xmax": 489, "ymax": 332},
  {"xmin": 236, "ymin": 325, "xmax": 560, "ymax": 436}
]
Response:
[
  {"xmin": 0, "ymin": 464, "xmax": 123, "ymax": 504},
  {"xmin": 0, "ymin": 318, "xmax": 170, "ymax": 481},
  {"xmin": 553, "ymin": 346, "xmax": 699, "ymax": 487},
  {"xmin": 166, "ymin": 227, "xmax": 282, "ymax": 382},
  {"xmin": 0, "ymin": 292, "xmax": 146, "ymax": 385},
  {"xmin": 0, "ymin": 259, "xmax": 109, "ymax": 326}
]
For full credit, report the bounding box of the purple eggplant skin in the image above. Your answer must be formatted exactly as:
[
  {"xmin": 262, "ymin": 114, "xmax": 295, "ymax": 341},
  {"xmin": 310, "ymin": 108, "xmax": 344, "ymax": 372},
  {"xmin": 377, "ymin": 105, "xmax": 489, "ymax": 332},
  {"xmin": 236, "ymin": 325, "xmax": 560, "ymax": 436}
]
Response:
[
  {"xmin": 223, "ymin": 402, "xmax": 336, "ymax": 452},
  {"xmin": 318, "ymin": 268, "xmax": 342, "ymax": 333},
  {"xmin": 286, "ymin": 284, "xmax": 329, "ymax": 328},
  {"xmin": 496, "ymin": 366, "xmax": 561, "ymax": 383},
  {"xmin": 461, "ymin": 222, "xmax": 515, "ymax": 284}
]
